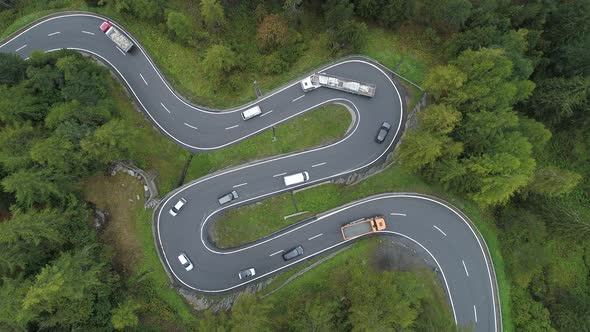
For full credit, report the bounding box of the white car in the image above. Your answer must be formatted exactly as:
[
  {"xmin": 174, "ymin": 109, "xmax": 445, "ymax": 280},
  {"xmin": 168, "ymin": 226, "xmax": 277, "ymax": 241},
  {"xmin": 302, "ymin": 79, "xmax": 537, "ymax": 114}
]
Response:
[
  {"xmin": 169, "ymin": 197, "xmax": 187, "ymax": 216},
  {"xmin": 177, "ymin": 253, "xmax": 194, "ymax": 271}
]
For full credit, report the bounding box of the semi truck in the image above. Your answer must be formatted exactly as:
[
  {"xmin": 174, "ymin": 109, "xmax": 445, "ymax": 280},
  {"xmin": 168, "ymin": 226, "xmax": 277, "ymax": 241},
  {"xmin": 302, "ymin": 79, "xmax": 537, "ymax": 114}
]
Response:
[
  {"xmin": 100, "ymin": 21, "xmax": 134, "ymax": 52},
  {"xmin": 300, "ymin": 73, "xmax": 376, "ymax": 97},
  {"xmin": 341, "ymin": 216, "xmax": 386, "ymax": 240}
]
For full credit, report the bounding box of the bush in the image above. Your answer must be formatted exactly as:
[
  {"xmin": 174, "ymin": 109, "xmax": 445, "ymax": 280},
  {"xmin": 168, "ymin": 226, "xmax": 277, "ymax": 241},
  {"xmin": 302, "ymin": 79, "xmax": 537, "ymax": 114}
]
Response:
[
  {"xmin": 262, "ymin": 53, "xmax": 289, "ymax": 75},
  {"xmin": 257, "ymin": 14, "xmax": 290, "ymax": 52},
  {"xmin": 166, "ymin": 11, "xmax": 192, "ymax": 44}
]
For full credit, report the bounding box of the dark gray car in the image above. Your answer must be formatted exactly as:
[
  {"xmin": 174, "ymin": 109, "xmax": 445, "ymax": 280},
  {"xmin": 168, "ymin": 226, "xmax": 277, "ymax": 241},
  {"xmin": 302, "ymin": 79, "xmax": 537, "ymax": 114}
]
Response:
[
  {"xmin": 282, "ymin": 245, "xmax": 304, "ymax": 261},
  {"xmin": 218, "ymin": 190, "xmax": 239, "ymax": 205},
  {"xmin": 375, "ymin": 121, "xmax": 392, "ymax": 143}
]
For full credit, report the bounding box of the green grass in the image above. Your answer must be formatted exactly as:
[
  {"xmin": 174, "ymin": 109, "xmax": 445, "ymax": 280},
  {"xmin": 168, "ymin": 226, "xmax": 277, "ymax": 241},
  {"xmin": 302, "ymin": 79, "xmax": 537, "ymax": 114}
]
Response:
[{"xmin": 184, "ymin": 104, "xmax": 351, "ymax": 182}]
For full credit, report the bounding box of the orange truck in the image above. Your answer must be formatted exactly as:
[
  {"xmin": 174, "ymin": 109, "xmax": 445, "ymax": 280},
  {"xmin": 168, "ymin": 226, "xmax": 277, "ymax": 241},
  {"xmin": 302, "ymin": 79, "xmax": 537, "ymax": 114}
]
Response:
[{"xmin": 341, "ymin": 216, "xmax": 387, "ymax": 240}]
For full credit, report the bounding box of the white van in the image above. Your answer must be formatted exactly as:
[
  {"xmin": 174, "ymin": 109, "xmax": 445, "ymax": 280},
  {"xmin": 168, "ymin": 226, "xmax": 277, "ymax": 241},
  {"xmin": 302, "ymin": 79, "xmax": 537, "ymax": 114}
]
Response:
[
  {"xmin": 241, "ymin": 106, "xmax": 262, "ymax": 120},
  {"xmin": 283, "ymin": 171, "xmax": 310, "ymax": 186}
]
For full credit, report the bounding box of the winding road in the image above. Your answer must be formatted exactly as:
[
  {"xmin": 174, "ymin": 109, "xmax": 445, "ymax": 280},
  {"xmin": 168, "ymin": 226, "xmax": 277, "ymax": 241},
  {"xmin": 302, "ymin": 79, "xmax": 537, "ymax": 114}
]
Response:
[{"xmin": 0, "ymin": 12, "xmax": 500, "ymax": 332}]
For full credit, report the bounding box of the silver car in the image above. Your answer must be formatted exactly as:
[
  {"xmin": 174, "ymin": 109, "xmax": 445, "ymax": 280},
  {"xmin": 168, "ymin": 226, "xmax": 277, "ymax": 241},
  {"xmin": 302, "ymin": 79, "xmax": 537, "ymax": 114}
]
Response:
[
  {"xmin": 238, "ymin": 268, "xmax": 256, "ymax": 280},
  {"xmin": 218, "ymin": 190, "xmax": 239, "ymax": 205}
]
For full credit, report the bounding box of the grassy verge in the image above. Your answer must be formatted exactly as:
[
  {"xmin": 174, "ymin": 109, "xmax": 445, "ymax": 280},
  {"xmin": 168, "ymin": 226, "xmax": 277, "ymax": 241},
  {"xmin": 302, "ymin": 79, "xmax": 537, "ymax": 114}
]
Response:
[
  {"xmin": 212, "ymin": 165, "xmax": 512, "ymax": 331},
  {"xmin": 261, "ymin": 237, "xmax": 454, "ymax": 328},
  {"xmin": 82, "ymin": 173, "xmax": 198, "ymax": 329},
  {"xmin": 184, "ymin": 104, "xmax": 351, "ymax": 182}
]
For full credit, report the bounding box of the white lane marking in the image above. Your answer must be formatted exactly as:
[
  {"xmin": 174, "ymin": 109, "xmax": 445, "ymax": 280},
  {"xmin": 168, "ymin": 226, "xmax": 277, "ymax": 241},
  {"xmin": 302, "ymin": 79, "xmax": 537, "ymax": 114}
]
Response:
[
  {"xmin": 225, "ymin": 125, "xmax": 239, "ymax": 130},
  {"xmin": 269, "ymin": 250, "xmax": 283, "ymax": 257},
  {"xmin": 308, "ymin": 233, "xmax": 323, "ymax": 241},
  {"xmin": 232, "ymin": 182, "xmax": 247, "ymax": 188},
  {"xmin": 47, "ymin": 31, "xmax": 60, "ymax": 36},
  {"xmin": 15, "ymin": 44, "xmax": 27, "ymax": 52},
  {"xmin": 474, "ymin": 305, "xmax": 478, "ymax": 323},
  {"xmin": 389, "ymin": 212, "xmax": 407, "ymax": 216},
  {"xmin": 433, "ymin": 225, "xmax": 447, "ymax": 236},
  {"xmin": 462, "ymin": 260, "xmax": 470, "ymax": 277},
  {"xmin": 312, "ymin": 162, "xmax": 326, "ymax": 168},
  {"xmin": 273, "ymin": 172, "xmax": 287, "ymax": 178},
  {"xmin": 184, "ymin": 123, "xmax": 198, "ymax": 130},
  {"xmin": 160, "ymin": 103, "xmax": 171, "ymax": 113},
  {"xmin": 81, "ymin": 30, "xmax": 95, "ymax": 35},
  {"xmin": 259, "ymin": 110, "xmax": 273, "ymax": 117},
  {"xmin": 139, "ymin": 73, "xmax": 148, "ymax": 86},
  {"xmin": 292, "ymin": 95, "xmax": 305, "ymax": 102},
  {"xmin": 116, "ymin": 47, "xmax": 126, "ymax": 55}
]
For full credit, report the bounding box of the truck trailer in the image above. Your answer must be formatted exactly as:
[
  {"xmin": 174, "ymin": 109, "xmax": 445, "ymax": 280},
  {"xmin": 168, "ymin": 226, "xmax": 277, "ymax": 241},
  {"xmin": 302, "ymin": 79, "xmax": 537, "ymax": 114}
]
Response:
[
  {"xmin": 100, "ymin": 21, "xmax": 134, "ymax": 53},
  {"xmin": 341, "ymin": 216, "xmax": 387, "ymax": 240},
  {"xmin": 300, "ymin": 73, "xmax": 376, "ymax": 97}
]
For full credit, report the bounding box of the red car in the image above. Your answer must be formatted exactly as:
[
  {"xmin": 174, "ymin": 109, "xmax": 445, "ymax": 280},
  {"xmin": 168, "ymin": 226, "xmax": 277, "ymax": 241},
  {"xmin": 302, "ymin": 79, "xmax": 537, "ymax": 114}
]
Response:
[{"xmin": 99, "ymin": 21, "xmax": 112, "ymax": 32}]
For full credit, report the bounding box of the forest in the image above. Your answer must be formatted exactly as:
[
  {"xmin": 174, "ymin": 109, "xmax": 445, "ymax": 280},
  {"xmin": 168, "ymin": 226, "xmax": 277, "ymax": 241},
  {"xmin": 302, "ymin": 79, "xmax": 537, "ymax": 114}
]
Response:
[{"xmin": 0, "ymin": 0, "xmax": 589, "ymax": 331}]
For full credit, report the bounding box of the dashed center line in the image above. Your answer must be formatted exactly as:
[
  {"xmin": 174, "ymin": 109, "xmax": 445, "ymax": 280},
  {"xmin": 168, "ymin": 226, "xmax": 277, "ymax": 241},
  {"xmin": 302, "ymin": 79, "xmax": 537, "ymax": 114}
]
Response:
[
  {"xmin": 292, "ymin": 95, "xmax": 305, "ymax": 102},
  {"xmin": 433, "ymin": 225, "xmax": 447, "ymax": 236},
  {"xmin": 225, "ymin": 125, "xmax": 239, "ymax": 130},
  {"xmin": 273, "ymin": 172, "xmax": 287, "ymax": 178},
  {"xmin": 389, "ymin": 212, "xmax": 407, "ymax": 216},
  {"xmin": 15, "ymin": 45, "xmax": 27, "ymax": 52},
  {"xmin": 233, "ymin": 182, "xmax": 247, "ymax": 188},
  {"xmin": 47, "ymin": 31, "xmax": 61, "ymax": 36},
  {"xmin": 184, "ymin": 123, "xmax": 198, "ymax": 130},
  {"xmin": 312, "ymin": 162, "xmax": 326, "ymax": 168},
  {"xmin": 160, "ymin": 103, "xmax": 171, "ymax": 113},
  {"xmin": 269, "ymin": 250, "xmax": 283, "ymax": 257},
  {"xmin": 473, "ymin": 305, "xmax": 478, "ymax": 323},
  {"xmin": 81, "ymin": 30, "xmax": 95, "ymax": 35},
  {"xmin": 259, "ymin": 110, "xmax": 273, "ymax": 117},
  {"xmin": 462, "ymin": 260, "xmax": 470, "ymax": 277},
  {"xmin": 139, "ymin": 73, "xmax": 148, "ymax": 86},
  {"xmin": 308, "ymin": 233, "xmax": 323, "ymax": 241}
]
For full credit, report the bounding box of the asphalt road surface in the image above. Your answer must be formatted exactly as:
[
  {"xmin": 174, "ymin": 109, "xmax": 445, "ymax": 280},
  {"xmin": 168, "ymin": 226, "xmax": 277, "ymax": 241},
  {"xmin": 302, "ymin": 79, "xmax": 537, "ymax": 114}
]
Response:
[{"xmin": 0, "ymin": 12, "xmax": 500, "ymax": 332}]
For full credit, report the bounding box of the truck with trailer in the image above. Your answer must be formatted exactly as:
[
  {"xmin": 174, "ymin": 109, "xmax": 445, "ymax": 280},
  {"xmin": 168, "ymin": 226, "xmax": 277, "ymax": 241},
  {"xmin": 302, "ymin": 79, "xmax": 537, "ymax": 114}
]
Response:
[
  {"xmin": 341, "ymin": 216, "xmax": 386, "ymax": 240},
  {"xmin": 300, "ymin": 73, "xmax": 376, "ymax": 97},
  {"xmin": 100, "ymin": 21, "xmax": 134, "ymax": 53}
]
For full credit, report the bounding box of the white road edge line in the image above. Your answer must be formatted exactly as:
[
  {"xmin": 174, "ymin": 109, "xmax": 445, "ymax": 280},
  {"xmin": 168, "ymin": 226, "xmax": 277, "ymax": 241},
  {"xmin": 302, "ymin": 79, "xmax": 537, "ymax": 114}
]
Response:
[
  {"xmin": 160, "ymin": 103, "xmax": 171, "ymax": 113},
  {"xmin": 47, "ymin": 31, "xmax": 60, "ymax": 36},
  {"xmin": 232, "ymin": 182, "xmax": 247, "ymax": 188},
  {"xmin": 273, "ymin": 172, "xmax": 287, "ymax": 178},
  {"xmin": 433, "ymin": 225, "xmax": 447, "ymax": 236},
  {"xmin": 184, "ymin": 123, "xmax": 198, "ymax": 130},
  {"xmin": 225, "ymin": 125, "xmax": 239, "ymax": 130},
  {"xmin": 259, "ymin": 110, "xmax": 273, "ymax": 117},
  {"xmin": 474, "ymin": 305, "xmax": 478, "ymax": 323},
  {"xmin": 116, "ymin": 47, "xmax": 126, "ymax": 55},
  {"xmin": 462, "ymin": 260, "xmax": 470, "ymax": 277},
  {"xmin": 269, "ymin": 250, "xmax": 283, "ymax": 257},
  {"xmin": 139, "ymin": 73, "xmax": 148, "ymax": 86},
  {"xmin": 312, "ymin": 162, "xmax": 326, "ymax": 168},
  {"xmin": 292, "ymin": 95, "xmax": 305, "ymax": 102},
  {"xmin": 308, "ymin": 233, "xmax": 323, "ymax": 241},
  {"xmin": 81, "ymin": 30, "xmax": 95, "ymax": 35},
  {"xmin": 15, "ymin": 44, "xmax": 27, "ymax": 51},
  {"xmin": 390, "ymin": 212, "xmax": 407, "ymax": 216}
]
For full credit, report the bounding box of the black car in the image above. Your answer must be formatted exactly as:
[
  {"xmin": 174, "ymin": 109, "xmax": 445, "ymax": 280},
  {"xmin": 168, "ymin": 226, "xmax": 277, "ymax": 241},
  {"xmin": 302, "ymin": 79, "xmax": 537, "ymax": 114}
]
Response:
[
  {"xmin": 375, "ymin": 121, "xmax": 392, "ymax": 143},
  {"xmin": 282, "ymin": 245, "xmax": 304, "ymax": 261}
]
